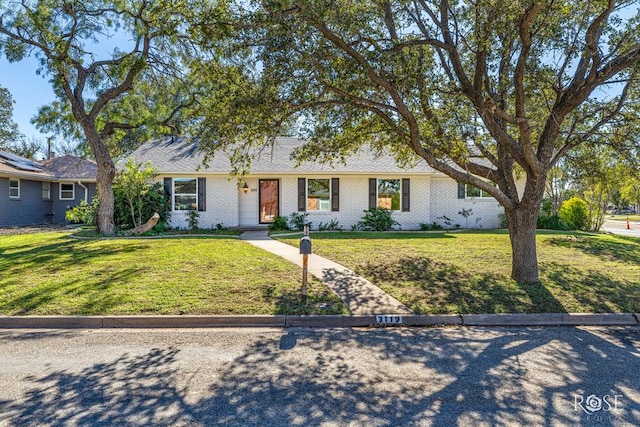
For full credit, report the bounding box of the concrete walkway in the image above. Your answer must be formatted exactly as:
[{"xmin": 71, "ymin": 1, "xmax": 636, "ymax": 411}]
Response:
[{"xmin": 240, "ymin": 231, "xmax": 413, "ymax": 315}]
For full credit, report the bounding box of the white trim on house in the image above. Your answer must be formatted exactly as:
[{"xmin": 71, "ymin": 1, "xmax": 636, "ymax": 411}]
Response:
[
  {"xmin": 59, "ymin": 182, "xmax": 75, "ymax": 200},
  {"xmin": 130, "ymin": 137, "xmax": 508, "ymax": 230},
  {"xmin": 9, "ymin": 178, "xmax": 20, "ymax": 199}
]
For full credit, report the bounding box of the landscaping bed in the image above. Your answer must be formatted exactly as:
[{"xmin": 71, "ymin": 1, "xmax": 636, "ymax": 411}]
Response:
[
  {"xmin": 277, "ymin": 230, "xmax": 640, "ymax": 314},
  {"xmin": 0, "ymin": 232, "xmax": 346, "ymax": 316}
]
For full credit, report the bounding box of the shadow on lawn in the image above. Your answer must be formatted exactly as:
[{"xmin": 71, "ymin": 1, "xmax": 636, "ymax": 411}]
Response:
[
  {"xmin": 2, "ymin": 328, "xmax": 639, "ymax": 426},
  {"xmin": 359, "ymin": 255, "xmax": 566, "ymax": 314},
  {"xmin": 540, "ymin": 262, "xmax": 640, "ymax": 313},
  {"xmin": 0, "ymin": 235, "xmax": 152, "ymax": 315},
  {"xmin": 547, "ymin": 234, "xmax": 640, "ymax": 265}
]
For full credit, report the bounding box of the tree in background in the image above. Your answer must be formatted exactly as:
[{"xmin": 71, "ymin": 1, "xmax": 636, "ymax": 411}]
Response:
[
  {"xmin": 190, "ymin": 1, "xmax": 640, "ymax": 283},
  {"xmin": 0, "ymin": 85, "xmax": 22, "ymax": 149},
  {"xmin": 0, "ymin": 1, "xmax": 215, "ymax": 234}
]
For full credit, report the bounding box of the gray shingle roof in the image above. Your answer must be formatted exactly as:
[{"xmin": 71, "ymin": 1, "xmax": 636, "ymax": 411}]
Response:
[
  {"xmin": 40, "ymin": 156, "xmax": 98, "ymax": 180},
  {"xmin": 128, "ymin": 136, "xmax": 438, "ymax": 175},
  {"xmin": 0, "ymin": 151, "xmax": 97, "ymax": 181}
]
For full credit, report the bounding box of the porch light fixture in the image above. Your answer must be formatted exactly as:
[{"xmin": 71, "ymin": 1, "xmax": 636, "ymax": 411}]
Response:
[{"xmin": 242, "ymin": 183, "xmax": 249, "ymax": 194}]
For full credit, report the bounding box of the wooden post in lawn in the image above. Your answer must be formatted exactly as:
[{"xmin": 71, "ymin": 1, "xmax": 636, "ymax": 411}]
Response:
[{"xmin": 300, "ymin": 223, "xmax": 311, "ymax": 304}]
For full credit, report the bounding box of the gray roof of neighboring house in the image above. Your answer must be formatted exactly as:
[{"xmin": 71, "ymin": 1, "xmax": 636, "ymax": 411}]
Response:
[
  {"xmin": 40, "ymin": 156, "xmax": 98, "ymax": 180},
  {"xmin": 0, "ymin": 151, "xmax": 97, "ymax": 181},
  {"xmin": 128, "ymin": 136, "xmax": 439, "ymax": 175}
]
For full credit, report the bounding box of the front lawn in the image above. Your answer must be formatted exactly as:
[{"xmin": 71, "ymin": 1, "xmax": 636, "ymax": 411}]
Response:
[
  {"xmin": 0, "ymin": 232, "xmax": 346, "ymax": 315},
  {"xmin": 277, "ymin": 231, "xmax": 640, "ymax": 314}
]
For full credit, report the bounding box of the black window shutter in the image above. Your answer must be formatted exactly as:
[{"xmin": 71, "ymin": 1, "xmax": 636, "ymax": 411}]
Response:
[
  {"xmin": 164, "ymin": 178, "xmax": 172, "ymax": 199},
  {"xmin": 298, "ymin": 178, "xmax": 306, "ymax": 211},
  {"xmin": 457, "ymin": 182, "xmax": 466, "ymax": 199},
  {"xmin": 331, "ymin": 178, "xmax": 340, "ymax": 212},
  {"xmin": 198, "ymin": 177, "xmax": 206, "ymax": 211},
  {"xmin": 369, "ymin": 178, "xmax": 377, "ymax": 210},
  {"xmin": 402, "ymin": 178, "xmax": 410, "ymax": 212}
]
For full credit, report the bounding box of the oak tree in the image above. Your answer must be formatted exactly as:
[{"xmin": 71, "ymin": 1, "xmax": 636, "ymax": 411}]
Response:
[
  {"xmin": 193, "ymin": 0, "xmax": 640, "ymax": 283},
  {"xmin": 0, "ymin": 0, "xmax": 207, "ymax": 234}
]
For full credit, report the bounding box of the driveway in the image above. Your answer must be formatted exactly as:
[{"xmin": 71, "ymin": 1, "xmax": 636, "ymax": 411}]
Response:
[
  {"xmin": 602, "ymin": 219, "xmax": 640, "ymax": 238},
  {"xmin": 1, "ymin": 327, "xmax": 639, "ymax": 426}
]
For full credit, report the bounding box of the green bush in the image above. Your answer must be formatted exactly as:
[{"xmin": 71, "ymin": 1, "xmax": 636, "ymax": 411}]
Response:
[
  {"xmin": 559, "ymin": 197, "xmax": 589, "ymax": 230},
  {"xmin": 357, "ymin": 208, "xmax": 399, "ymax": 231},
  {"xmin": 288, "ymin": 212, "xmax": 311, "ymax": 231},
  {"xmin": 113, "ymin": 160, "xmax": 170, "ymax": 231},
  {"xmin": 419, "ymin": 222, "xmax": 443, "ymax": 231},
  {"xmin": 65, "ymin": 197, "xmax": 99, "ymax": 225},
  {"xmin": 318, "ymin": 218, "xmax": 343, "ymax": 231},
  {"xmin": 537, "ymin": 214, "xmax": 568, "ymax": 230},
  {"xmin": 268, "ymin": 216, "xmax": 289, "ymax": 231},
  {"xmin": 187, "ymin": 209, "xmax": 200, "ymax": 231}
]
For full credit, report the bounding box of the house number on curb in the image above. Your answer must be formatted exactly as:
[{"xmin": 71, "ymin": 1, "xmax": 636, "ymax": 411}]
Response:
[{"xmin": 376, "ymin": 315, "xmax": 403, "ymax": 325}]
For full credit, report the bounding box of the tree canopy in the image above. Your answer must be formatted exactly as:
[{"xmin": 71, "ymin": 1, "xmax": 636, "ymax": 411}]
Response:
[
  {"xmin": 0, "ymin": 0, "xmax": 221, "ymax": 234},
  {"xmin": 0, "ymin": 85, "xmax": 22, "ymax": 147},
  {"xmin": 190, "ymin": 0, "xmax": 640, "ymax": 283}
]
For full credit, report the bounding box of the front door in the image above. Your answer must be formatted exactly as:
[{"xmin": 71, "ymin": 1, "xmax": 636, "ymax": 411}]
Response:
[{"xmin": 259, "ymin": 179, "xmax": 279, "ymax": 224}]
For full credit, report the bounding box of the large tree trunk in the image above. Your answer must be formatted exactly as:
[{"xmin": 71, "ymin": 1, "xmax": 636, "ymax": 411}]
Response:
[
  {"xmin": 506, "ymin": 207, "xmax": 540, "ymax": 283},
  {"xmin": 95, "ymin": 162, "xmax": 116, "ymax": 235},
  {"xmin": 84, "ymin": 126, "xmax": 116, "ymax": 235},
  {"xmin": 505, "ymin": 182, "xmax": 545, "ymax": 284}
]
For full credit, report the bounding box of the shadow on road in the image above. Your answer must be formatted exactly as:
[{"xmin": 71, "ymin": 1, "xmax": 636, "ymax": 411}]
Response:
[{"xmin": 1, "ymin": 327, "xmax": 639, "ymax": 426}]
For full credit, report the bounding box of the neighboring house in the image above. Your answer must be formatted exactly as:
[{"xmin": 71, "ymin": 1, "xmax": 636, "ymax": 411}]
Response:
[
  {"xmin": 128, "ymin": 136, "xmax": 506, "ymax": 230},
  {"xmin": 0, "ymin": 151, "xmax": 97, "ymax": 227}
]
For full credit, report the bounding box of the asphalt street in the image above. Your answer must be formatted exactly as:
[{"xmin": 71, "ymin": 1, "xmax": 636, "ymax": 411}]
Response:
[{"xmin": 0, "ymin": 326, "xmax": 639, "ymax": 426}]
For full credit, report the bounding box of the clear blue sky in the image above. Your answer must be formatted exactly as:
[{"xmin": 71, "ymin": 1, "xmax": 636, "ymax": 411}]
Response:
[{"xmin": 1, "ymin": 54, "xmax": 57, "ymax": 142}]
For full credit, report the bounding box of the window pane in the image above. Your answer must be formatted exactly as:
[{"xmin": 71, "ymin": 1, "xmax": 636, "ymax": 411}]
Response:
[
  {"xmin": 307, "ymin": 179, "xmax": 330, "ymax": 211},
  {"xmin": 9, "ymin": 180, "xmax": 19, "ymax": 198},
  {"xmin": 466, "ymin": 185, "xmax": 481, "ymax": 197},
  {"xmin": 42, "ymin": 182, "xmax": 51, "ymax": 199},
  {"xmin": 174, "ymin": 178, "xmax": 196, "ymax": 194},
  {"xmin": 174, "ymin": 195, "xmax": 197, "ymax": 211},
  {"xmin": 61, "ymin": 183, "xmax": 74, "ymax": 199},
  {"xmin": 377, "ymin": 179, "xmax": 400, "ymax": 210}
]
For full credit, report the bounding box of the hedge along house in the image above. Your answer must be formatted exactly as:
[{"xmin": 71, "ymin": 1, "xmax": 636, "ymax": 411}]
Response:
[
  {"xmin": 0, "ymin": 150, "xmax": 97, "ymax": 227},
  {"xmin": 128, "ymin": 136, "xmax": 506, "ymax": 230}
]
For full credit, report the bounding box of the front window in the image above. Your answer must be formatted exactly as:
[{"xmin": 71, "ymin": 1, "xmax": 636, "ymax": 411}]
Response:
[
  {"xmin": 174, "ymin": 178, "xmax": 197, "ymax": 210},
  {"xmin": 377, "ymin": 179, "xmax": 400, "ymax": 210},
  {"xmin": 42, "ymin": 182, "xmax": 51, "ymax": 200},
  {"xmin": 307, "ymin": 179, "xmax": 330, "ymax": 211},
  {"xmin": 466, "ymin": 184, "xmax": 493, "ymax": 198},
  {"xmin": 60, "ymin": 183, "xmax": 75, "ymax": 200},
  {"xmin": 9, "ymin": 179, "xmax": 19, "ymax": 199}
]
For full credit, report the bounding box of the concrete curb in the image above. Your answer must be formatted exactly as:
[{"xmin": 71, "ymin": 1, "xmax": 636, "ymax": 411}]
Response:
[{"xmin": 0, "ymin": 313, "xmax": 637, "ymax": 329}]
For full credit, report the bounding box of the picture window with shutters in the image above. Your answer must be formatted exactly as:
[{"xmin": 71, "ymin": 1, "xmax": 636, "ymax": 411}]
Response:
[
  {"xmin": 171, "ymin": 177, "xmax": 206, "ymax": 211},
  {"xmin": 307, "ymin": 179, "xmax": 330, "ymax": 211},
  {"xmin": 298, "ymin": 177, "xmax": 340, "ymax": 212},
  {"xmin": 369, "ymin": 178, "xmax": 410, "ymax": 212}
]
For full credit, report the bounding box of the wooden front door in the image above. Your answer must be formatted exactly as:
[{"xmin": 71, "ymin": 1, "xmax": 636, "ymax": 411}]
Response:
[{"xmin": 259, "ymin": 179, "xmax": 279, "ymax": 224}]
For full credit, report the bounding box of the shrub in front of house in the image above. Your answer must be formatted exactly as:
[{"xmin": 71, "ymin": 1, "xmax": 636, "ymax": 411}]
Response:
[
  {"xmin": 65, "ymin": 197, "xmax": 99, "ymax": 225},
  {"xmin": 356, "ymin": 208, "xmax": 399, "ymax": 231},
  {"xmin": 268, "ymin": 215, "xmax": 289, "ymax": 232}
]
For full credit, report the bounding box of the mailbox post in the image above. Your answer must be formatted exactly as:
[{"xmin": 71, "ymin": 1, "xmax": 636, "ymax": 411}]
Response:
[{"xmin": 299, "ymin": 223, "xmax": 312, "ymax": 303}]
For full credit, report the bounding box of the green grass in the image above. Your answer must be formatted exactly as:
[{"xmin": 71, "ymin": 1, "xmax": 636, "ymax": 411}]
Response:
[
  {"xmin": 277, "ymin": 231, "xmax": 640, "ymax": 314},
  {"xmin": 0, "ymin": 232, "xmax": 346, "ymax": 316}
]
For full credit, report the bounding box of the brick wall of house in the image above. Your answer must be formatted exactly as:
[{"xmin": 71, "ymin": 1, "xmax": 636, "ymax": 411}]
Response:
[
  {"xmin": 429, "ymin": 177, "xmax": 504, "ymax": 229},
  {"xmin": 280, "ymin": 175, "xmax": 433, "ymax": 230}
]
